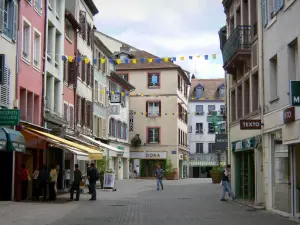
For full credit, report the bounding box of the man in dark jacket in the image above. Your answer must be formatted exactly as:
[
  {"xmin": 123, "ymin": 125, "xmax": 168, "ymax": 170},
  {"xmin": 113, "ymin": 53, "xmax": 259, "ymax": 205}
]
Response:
[
  {"xmin": 86, "ymin": 163, "xmax": 92, "ymax": 194},
  {"xmin": 70, "ymin": 164, "xmax": 82, "ymax": 201},
  {"xmin": 88, "ymin": 163, "xmax": 98, "ymax": 201},
  {"xmin": 38, "ymin": 165, "xmax": 49, "ymax": 200}
]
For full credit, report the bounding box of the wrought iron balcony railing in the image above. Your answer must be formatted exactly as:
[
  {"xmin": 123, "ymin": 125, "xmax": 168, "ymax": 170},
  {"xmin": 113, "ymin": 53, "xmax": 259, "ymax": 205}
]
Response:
[
  {"xmin": 222, "ymin": 26, "xmax": 251, "ymax": 66},
  {"xmin": 189, "ymin": 153, "xmax": 226, "ymax": 162}
]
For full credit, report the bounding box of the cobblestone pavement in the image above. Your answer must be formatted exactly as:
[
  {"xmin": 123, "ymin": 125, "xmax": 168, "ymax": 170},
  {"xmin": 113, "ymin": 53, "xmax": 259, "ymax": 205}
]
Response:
[{"xmin": 0, "ymin": 179, "xmax": 298, "ymax": 225}]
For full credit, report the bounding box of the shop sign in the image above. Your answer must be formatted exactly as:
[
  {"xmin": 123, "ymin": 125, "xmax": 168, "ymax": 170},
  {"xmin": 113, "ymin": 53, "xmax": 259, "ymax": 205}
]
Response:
[
  {"xmin": 145, "ymin": 152, "xmax": 164, "ymax": 159},
  {"xmin": 290, "ymin": 80, "xmax": 300, "ymax": 106},
  {"xmin": 130, "ymin": 151, "xmax": 166, "ymax": 159},
  {"xmin": 171, "ymin": 150, "xmax": 176, "ymax": 154},
  {"xmin": 283, "ymin": 107, "xmax": 295, "ymax": 124},
  {"xmin": 232, "ymin": 136, "xmax": 257, "ymax": 152},
  {"xmin": 215, "ymin": 134, "xmax": 227, "ymax": 150},
  {"xmin": 0, "ymin": 109, "xmax": 20, "ymax": 126},
  {"xmin": 12, "ymin": 142, "xmax": 25, "ymax": 152},
  {"xmin": 240, "ymin": 120, "xmax": 262, "ymax": 130}
]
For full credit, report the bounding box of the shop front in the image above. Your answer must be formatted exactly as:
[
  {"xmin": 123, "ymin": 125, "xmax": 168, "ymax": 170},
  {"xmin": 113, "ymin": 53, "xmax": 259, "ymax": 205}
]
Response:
[
  {"xmin": 130, "ymin": 152, "xmax": 167, "ymax": 178},
  {"xmin": 0, "ymin": 127, "xmax": 26, "ymax": 201},
  {"xmin": 232, "ymin": 135, "xmax": 262, "ymax": 201}
]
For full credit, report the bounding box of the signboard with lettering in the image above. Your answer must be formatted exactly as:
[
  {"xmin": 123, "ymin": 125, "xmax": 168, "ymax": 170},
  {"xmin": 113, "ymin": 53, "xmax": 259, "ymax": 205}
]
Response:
[
  {"xmin": 240, "ymin": 119, "xmax": 262, "ymax": 130},
  {"xmin": 232, "ymin": 136, "xmax": 260, "ymax": 152},
  {"xmin": 215, "ymin": 134, "xmax": 228, "ymax": 150},
  {"xmin": 290, "ymin": 81, "xmax": 300, "ymax": 106},
  {"xmin": 130, "ymin": 151, "xmax": 167, "ymax": 159},
  {"xmin": 0, "ymin": 109, "xmax": 20, "ymax": 126},
  {"xmin": 283, "ymin": 107, "xmax": 295, "ymax": 124},
  {"xmin": 110, "ymin": 93, "xmax": 121, "ymax": 103}
]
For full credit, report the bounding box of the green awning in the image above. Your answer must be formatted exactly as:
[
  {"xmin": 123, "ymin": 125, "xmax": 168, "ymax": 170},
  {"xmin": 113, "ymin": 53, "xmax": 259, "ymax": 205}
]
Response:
[
  {"xmin": 189, "ymin": 160, "xmax": 226, "ymax": 167},
  {"xmin": 0, "ymin": 129, "xmax": 7, "ymax": 150},
  {"xmin": 1, "ymin": 128, "xmax": 26, "ymax": 152}
]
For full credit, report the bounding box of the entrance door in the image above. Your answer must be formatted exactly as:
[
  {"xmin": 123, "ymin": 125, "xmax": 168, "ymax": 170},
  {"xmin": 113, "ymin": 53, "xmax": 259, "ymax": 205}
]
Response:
[
  {"xmin": 193, "ymin": 167, "xmax": 200, "ymax": 178},
  {"xmin": 0, "ymin": 152, "xmax": 13, "ymax": 201},
  {"xmin": 293, "ymin": 145, "xmax": 300, "ymax": 217}
]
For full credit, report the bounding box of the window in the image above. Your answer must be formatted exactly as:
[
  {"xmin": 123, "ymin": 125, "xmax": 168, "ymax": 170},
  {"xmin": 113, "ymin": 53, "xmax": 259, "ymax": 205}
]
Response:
[
  {"xmin": 0, "ymin": 65, "xmax": 11, "ymax": 107},
  {"xmin": 119, "ymin": 54, "xmax": 128, "ymax": 60},
  {"xmin": 219, "ymin": 87, "xmax": 225, "ymax": 98},
  {"xmin": 148, "ymin": 73, "xmax": 160, "ymax": 88},
  {"xmin": 86, "ymin": 102, "xmax": 91, "ymax": 128},
  {"xmin": 195, "ymin": 123, "xmax": 203, "ymax": 133},
  {"xmin": 69, "ymin": 105, "xmax": 74, "ymax": 128},
  {"xmin": 65, "ymin": 19, "xmax": 72, "ymax": 41},
  {"xmin": 87, "ymin": 23, "xmax": 91, "ymax": 46},
  {"xmin": 196, "ymin": 143, "xmax": 203, "ymax": 153},
  {"xmin": 33, "ymin": 30, "xmax": 41, "ymax": 68},
  {"xmin": 79, "ymin": 11, "xmax": 86, "ymax": 41},
  {"xmin": 208, "ymin": 123, "xmax": 215, "ymax": 134},
  {"xmin": 123, "ymin": 123, "xmax": 127, "ymax": 140},
  {"xmin": 118, "ymin": 74, "xmax": 128, "ymax": 81},
  {"xmin": 178, "ymin": 74, "xmax": 181, "ymax": 91},
  {"xmin": 34, "ymin": 0, "xmax": 42, "ymax": 14},
  {"xmin": 147, "ymin": 101, "xmax": 161, "ymax": 116},
  {"xmin": 76, "ymin": 95, "xmax": 81, "ymax": 124},
  {"xmin": 114, "ymin": 120, "xmax": 118, "ymax": 137},
  {"xmin": 195, "ymin": 86, "xmax": 203, "ymax": 98},
  {"xmin": 147, "ymin": 127, "xmax": 160, "ymax": 143},
  {"xmin": 81, "ymin": 59, "xmax": 86, "ymax": 81},
  {"xmin": 64, "ymin": 103, "xmax": 68, "ymax": 121},
  {"xmin": 270, "ymin": 55, "xmax": 278, "ymax": 101},
  {"xmin": 95, "ymin": 81, "xmax": 98, "ymax": 102},
  {"xmin": 220, "ymin": 105, "xmax": 225, "ymax": 115},
  {"xmin": 195, "ymin": 105, "xmax": 203, "ymax": 115},
  {"xmin": 2, "ymin": 0, "xmax": 18, "ymax": 40},
  {"xmin": 81, "ymin": 98, "xmax": 86, "ymax": 125},
  {"xmin": 22, "ymin": 18, "xmax": 31, "ymax": 61},
  {"xmin": 188, "ymin": 125, "xmax": 192, "ymax": 133},
  {"xmin": 208, "ymin": 105, "xmax": 215, "ymax": 115},
  {"xmin": 67, "ymin": 61, "xmax": 75, "ymax": 85},
  {"xmin": 208, "ymin": 143, "xmax": 215, "ymax": 153}
]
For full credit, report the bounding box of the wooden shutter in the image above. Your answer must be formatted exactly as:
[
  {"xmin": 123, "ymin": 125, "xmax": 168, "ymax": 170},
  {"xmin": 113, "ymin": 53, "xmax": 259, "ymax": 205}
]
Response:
[
  {"xmin": 146, "ymin": 128, "xmax": 149, "ymax": 143},
  {"xmin": 1, "ymin": 66, "xmax": 10, "ymax": 106},
  {"xmin": 77, "ymin": 51, "xmax": 81, "ymax": 78},
  {"xmin": 79, "ymin": 11, "xmax": 86, "ymax": 40},
  {"xmin": 111, "ymin": 118, "xmax": 115, "ymax": 137},
  {"xmin": 103, "ymin": 119, "xmax": 106, "ymax": 138},
  {"xmin": 12, "ymin": 1, "xmax": 17, "ymax": 40},
  {"xmin": 146, "ymin": 101, "xmax": 148, "ymax": 117},
  {"xmin": 68, "ymin": 61, "xmax": 75, "ymax": 85},
  {"xmin": 158, "ymin": 101, "xmax": 161, "ymax": 115},
  {"xmin": 89, "ymin": 102, "xmax": 93, "ymax": 128},
  {"xmin": 81, "ymin": 98, "xmax": 85, "ymax": 125},
  {"xmin": 69, "ymin": 105, "xmax": 74, "ymax": 128},
  {"xmin": 91, "ymin": 67, "xmax": 94, "ymax": 88},
  {"xmin": 178, "ymin": 129, "xmax": 180, "ymax": 144},
  {"xmin": 76, "ymin": 95, "xmax": 81, "ymax": 124},
  {"xmin": 64, "ymin": 103, "xmax": 68, "ymax": 121}
]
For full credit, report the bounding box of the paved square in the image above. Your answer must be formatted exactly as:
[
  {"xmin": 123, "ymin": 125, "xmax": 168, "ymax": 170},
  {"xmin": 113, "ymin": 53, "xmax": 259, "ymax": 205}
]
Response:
[{"xmin": 0, "ymin": 179, "xmax": 298, "ymax": 225}]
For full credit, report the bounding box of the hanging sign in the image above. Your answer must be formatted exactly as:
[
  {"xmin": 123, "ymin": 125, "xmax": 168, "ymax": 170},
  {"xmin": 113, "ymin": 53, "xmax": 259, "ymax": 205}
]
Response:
[
  {"xmin": 283, "ymin": 106, "xmax": 295, "ymax": 124},
  {"xmin": 240, "ymin": 119, "xmax": 262, "ymax": 130},
  {"xmin": 290, "ymin": 81, "xmax": 300, "ymax": 106}
]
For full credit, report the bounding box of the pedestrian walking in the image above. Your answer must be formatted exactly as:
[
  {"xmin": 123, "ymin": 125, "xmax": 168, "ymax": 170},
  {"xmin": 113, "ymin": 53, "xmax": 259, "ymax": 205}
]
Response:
[
  {"xmin": 21, "ymin": 164, "xmax": 30, "ymax": 200},
  {"xmin": 32, "ymin": 167, "xmax": 39, "ymax": 200},
  {"xmin": 38, "ymin": 165, "xmax": 49, "ymax": 200},
  {"xmin": 221, "ymin": 164, "xmax": 235, "ymax": 201},
  {"xmin": 86, "ymin": 163, "xmax": 92, "ymax": 194},
  {"xmin": 65, "ymin": 169, "xmax": 71, "ymax": 189},
  {"xmin": 49, "ymin": 164, "xmax": 57, "ymax": 201},
  {"xmin": 88, "ymin": 163, "xmax": 99, "ymax": 201},
  {"xmin": 155, "ymin": 164, "xmax": 164, "ymax": 191},
  {"xmin": 135, "ymin": 165, "xmax": 140, "ymax": 178},
  {"xmin": 70, "ymin": 164, "xmax": 82, "ymax": 201}
]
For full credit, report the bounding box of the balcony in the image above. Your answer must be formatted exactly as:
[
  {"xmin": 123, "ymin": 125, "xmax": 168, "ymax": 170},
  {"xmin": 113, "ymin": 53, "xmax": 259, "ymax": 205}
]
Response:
[
  {"xmin": 221, "ymin": 26, "xmax": 251, "ymax": 73},
  {"xmin": 44, "ymin": 109, "xmax": 68, "ymax": 126}
]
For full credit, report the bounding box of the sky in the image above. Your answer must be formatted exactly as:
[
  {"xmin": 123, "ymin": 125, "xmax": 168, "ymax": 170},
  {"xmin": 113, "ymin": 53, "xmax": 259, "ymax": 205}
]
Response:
[{"xmin": 93, "ymin": 0, "xmax": 226, "ymax": 79}]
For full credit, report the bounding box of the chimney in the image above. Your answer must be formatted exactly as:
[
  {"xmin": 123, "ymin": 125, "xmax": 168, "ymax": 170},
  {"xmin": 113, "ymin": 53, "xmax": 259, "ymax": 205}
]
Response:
[{"xmin": 120, "ymin": 44, "xmax": 130, "ymax": 53}]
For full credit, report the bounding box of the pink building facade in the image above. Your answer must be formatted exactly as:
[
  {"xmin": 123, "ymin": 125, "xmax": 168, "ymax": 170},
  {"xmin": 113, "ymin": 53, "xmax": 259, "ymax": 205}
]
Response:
[
  {"xmin": 63, "ymin": 11, "xmax": 80, "ymax": 128},
  {"xmin": 18, "ymin": 0, "xmax": 45, "ymax": 126}
]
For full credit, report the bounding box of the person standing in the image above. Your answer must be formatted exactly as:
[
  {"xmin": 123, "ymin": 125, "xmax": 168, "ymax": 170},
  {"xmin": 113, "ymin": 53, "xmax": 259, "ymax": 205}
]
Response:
[
  {"xmin": 65, "ymin": 169, "xmax": 71, "ymax": 189},
  {"xmin": 86, "ymin": 163, "xmax": 92, "ymax": 194},
  {"xmin": 155, "ymin": 164, "xmax": 164, "ymax": 191},
  {"xmin": 21, "ymin": 164, "xmax": 30, "ymax": 200},
  {"xmin": 70, "ymin": 164, "xmax": 82, "ymax": 201},
  {"xmin": 88, "ymin": 163, "xmax": 98, "ymax": 201},
  {"xmin": 135, "ymin": 165, "xmax": 140, "ymax": 179},
  {"xmin": 32, "ymin": 167, "xmax": 39, "ymax": 200},
  {"xmin": 38, "ymin": 165, "xmax": 49, "ymax": 200},
  {"xmin": 49, "ymin": 165, "xmax": 57, "ymax": 201},
  {"xmin": 221, "ymin": 164, "xmax": 235, "ymax": 201}
]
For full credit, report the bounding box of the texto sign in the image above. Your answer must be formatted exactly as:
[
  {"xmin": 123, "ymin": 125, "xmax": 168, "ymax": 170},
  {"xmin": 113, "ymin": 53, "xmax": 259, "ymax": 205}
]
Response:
[{"xmin": 240, "ymin": 120, "xmax": 262, "ymax": 130}]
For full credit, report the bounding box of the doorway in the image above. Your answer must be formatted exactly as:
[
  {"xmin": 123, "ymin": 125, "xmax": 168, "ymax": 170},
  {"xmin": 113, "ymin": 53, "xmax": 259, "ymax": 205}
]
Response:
[
  {"xmin": 141, "ymin": 159, "xmax": 165, "ymax": 177},
  {"xmin": 192, "ymin": 167, "xmax": 200, "ymax": 178},
  {"xmin": 0, "ymin": 152, "xmax": 13, "ymax": 201}
]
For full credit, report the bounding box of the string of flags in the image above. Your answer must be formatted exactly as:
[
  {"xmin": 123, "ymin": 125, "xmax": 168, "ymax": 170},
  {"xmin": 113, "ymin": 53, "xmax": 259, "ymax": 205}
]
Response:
[
  {"xmin": 96, "ymin": 90, "xmax": 224, "ymax": 100},
  {"xmin": 61, "ymin": 54, "xmax": 218, "ymax": 64},
  {"xmin": 130, "ymin": 112, "xmax": 225, "ymax": 116}
]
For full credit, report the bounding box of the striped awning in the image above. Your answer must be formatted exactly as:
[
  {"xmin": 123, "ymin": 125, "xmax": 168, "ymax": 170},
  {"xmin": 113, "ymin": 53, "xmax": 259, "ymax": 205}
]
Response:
[{"xmin": 189, "ymin": 161, "xmax": 226, "ymax": 167}]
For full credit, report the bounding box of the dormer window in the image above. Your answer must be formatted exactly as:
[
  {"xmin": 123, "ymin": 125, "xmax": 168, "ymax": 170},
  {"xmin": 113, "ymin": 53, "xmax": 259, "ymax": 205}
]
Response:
[
  {"xmin": 119, "ymin": 54, "xmax": 128, "ymax": 60},
  {"xmin": 218, "ymin": 84, "xmax": 225, "ymax": 98},
  {"xmin": 195, "ymin": 86, "xmax": 204, "ymax": 98}
]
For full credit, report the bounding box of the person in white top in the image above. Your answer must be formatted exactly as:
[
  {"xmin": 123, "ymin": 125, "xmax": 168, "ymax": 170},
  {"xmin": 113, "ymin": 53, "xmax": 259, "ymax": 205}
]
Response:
[
  {"xmin": 135, "ymin": 165, "xmax": 140, "ymax": 178},
  {"xmin": 65, "ymin": 169, "xmax": 70, "ymax": 188},
  {"xmin": 49, "ymin": 164, "xmax": 57, "ymax": 201}
]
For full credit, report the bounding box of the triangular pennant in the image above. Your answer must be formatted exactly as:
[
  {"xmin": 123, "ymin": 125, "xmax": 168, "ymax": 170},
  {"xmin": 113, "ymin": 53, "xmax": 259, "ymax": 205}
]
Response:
[
  {"xmin": 172, "ymin": 57, "xmax": 176, "ymax": 61},
  {"xmin": 212, "ymin": 54, "xmax": 216, "ymax": 59},
  {"xmin": 204, "ymin": 55, "xmax": 208, "ymax": 60},
  {"xmin": 189, "ymin": 56, "xmax": 193, "ymax": 60},
  {"xmin": 84, "ymin": 58, "xmax": 89, "ymax": 64},
  {"xmin": 116, "ymin": 59, "xmax": 121, "ymax": 64},
  {"xmin": 164, "ymin": 57, "xmax": 169, "ymax": 62},
  {"xmin": 140, "ymin": 58, "xmax": 145, "ymax": 63},
  {"xmin": 156, "ymin": 58, "xmax": 161, "ymax": 63},
  {"xmin": 132, "ymin": 59, "xmax": 137, "ymax": 64},
  {"xmin": 93, "ymin": 58, "xmax": 97, "ymax": 65},
  {"xmin": 148, "ymin": 58, "xmax": 153, "ymax": 63},
  {"xmin": 180, "ymin": 56, "xmax": 184, "ymax": 60},
  {"xmin": 101, "ymin": 58, "xmax": 106, "ymax": 64},
  {"xmin": 68, "ymin": 57, "xmax": 74, "ymax": 62}
]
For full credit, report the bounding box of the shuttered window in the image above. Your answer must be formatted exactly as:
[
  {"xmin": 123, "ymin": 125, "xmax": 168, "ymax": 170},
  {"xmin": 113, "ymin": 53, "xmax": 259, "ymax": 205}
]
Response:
[
  {"xmin": 0, "ymin": 66, "xmax": 10, "ymax": 107},
  {"xmin": 79, "ymin": 11, "xmax": 86, "ymax": 40},
  {"xmin": 69, "ymin": 105, "xmax": 74, "ymax": 128},
  {"xmin": 63, "ymin": 103, "xmax": 68, "ymax": 121}
]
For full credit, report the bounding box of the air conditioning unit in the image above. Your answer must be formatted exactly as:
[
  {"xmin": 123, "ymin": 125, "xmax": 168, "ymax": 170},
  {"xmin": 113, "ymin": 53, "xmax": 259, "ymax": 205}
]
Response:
[{"xmin": 179, "ymin": 154, "xmax": 183, "ymax": 160}]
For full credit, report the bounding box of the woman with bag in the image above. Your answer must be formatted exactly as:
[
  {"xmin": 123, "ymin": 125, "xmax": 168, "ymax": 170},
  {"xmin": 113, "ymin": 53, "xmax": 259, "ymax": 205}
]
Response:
[
  {"xmin": 32, "ymin": 167, "xmax": 39, "ymax": 200},
  {"xmin": 21, "ymin": 164, "xmax": 30, "ymax": 200}
]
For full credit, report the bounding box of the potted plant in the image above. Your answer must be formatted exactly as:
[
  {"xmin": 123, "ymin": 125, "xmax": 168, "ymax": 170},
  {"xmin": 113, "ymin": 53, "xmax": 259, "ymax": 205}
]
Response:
[
  {"xmin": 210, "ymin": 166, "xmax": 223, "ymax": 184},
  {"xmin": 164, "ymin": 158, "xmax": 174, "ymax": 180},
  {"xmin": 131, "ymin": 134, "xmax": 142, "ymax": 147},
  {"xmin": 98, "ymin": 156, "xmax": 110, "ymax": 189}
]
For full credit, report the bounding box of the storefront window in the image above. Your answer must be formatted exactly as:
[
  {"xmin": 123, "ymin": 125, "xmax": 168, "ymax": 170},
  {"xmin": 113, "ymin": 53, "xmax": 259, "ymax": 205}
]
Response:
[{"xmin": 272, "ymin": 135, "xmax": 291, "ymax": 213}]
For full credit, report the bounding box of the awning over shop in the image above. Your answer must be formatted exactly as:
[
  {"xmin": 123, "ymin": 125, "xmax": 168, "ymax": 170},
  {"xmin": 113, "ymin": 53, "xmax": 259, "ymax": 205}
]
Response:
[
  {"xmin": 23, "ymin": 128, "xmax": 102, "ymax": 155},
  {"xmin": 66, "ymin": 148, "xmax": 89, "ymax": 161},
  {"xmin": 0, "ymin": 128, "xmax": 7, "ymax": 150},
  {"xmin": 80, "ymin": 134, "xmax": 123, "ymax": 153},
  {"xmin": 189, "ymin": 161, "xmax": 226, "ymax": 167},
  {"xmin": 1, "ymin": 128, "xmax": 26, "ymax": 152},
  {"xmin": 88, "ymin": 153, "xmax": 103, "ymax": 160}
]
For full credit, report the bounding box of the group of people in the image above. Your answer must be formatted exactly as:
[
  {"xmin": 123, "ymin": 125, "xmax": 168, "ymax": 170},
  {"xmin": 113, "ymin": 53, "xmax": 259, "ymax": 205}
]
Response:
[
  {"xmin": 21, "ymin": 164, "xmax": 59, "ymax": 201},
  {"xmin": 20, "ymin": 163, "xmax": 99, "ymax": 202}
]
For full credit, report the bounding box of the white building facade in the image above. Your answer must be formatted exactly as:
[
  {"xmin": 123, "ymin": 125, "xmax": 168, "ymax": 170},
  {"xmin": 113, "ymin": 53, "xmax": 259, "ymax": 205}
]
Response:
[{"xmin": 188, "ymin": 78, "xmax": 226, "ymax": 178}]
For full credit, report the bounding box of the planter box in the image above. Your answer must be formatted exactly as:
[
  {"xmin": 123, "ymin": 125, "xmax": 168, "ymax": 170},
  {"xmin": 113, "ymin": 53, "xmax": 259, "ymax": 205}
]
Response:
[{"xmin": 211, "ymin": 171, "xmax": 222, "ymax": 184}]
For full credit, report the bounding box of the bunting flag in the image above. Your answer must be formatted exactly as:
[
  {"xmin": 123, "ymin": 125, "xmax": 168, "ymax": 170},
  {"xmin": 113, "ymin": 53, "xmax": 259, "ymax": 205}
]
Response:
[
  {"xmin": 126, "ymin": 111, "xmax": 225, "ymax": 116},
  {"xmin": 61, "ymin": 54, "xmax": 219, "ymax": 64}
]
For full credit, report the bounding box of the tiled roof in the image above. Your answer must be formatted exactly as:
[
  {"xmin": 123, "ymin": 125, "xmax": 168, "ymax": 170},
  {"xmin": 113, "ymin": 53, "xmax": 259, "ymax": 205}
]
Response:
[
  {"xmin": 190, "ymin": 78, "xmax": 225, "ymax": 98},
  {"xmin": 116, "ymin": 50, "xmax": 181, "ymax": 70}
]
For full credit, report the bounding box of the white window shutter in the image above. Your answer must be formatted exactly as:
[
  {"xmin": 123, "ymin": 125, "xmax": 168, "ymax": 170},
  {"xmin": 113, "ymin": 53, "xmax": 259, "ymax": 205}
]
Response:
[
  {"xmin": 262, "ymin": 0, "xmax": 268, "ymax": 27},
  {"xmin": 0, "ymin": 0, "xmax": 4, "ymax": 32},
  {"xmin": 12, "ymin": 1, "xmax": 18, "ymax": 40},
  {"xmin": 0, "ymin": 66, "xmax": 10, "ymax": 107}
]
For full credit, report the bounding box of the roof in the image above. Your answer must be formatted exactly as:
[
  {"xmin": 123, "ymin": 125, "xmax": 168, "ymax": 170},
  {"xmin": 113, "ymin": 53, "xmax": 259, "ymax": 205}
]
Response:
[
  {"xmin": 94, "ymin": 35, "xmax": 114, "ymax": 58},
  {"xmin": 65, "ymin": 10, "xmax": 81, "ymax": 30},
  {"xmin": 109, "ymin": 71, "xmax": 135, "ymax": 91},
  {"xmin": 116, "ymin": 50, "xmax": 190, "ymax": 84},
  {"xmin": 190, "ymin": 78, "xmax": 225, "ymax": 98},
  {"xmin": 84, "ymin": 0, "xmax": 99, "ymax": 16}
]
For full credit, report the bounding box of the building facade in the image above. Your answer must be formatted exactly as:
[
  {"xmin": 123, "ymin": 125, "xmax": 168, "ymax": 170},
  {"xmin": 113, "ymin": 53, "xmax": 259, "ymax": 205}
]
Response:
[
  {"xmin": 188, "ymin": 78, "xmax": 226, "ymax": 178},
  {"xmin": 261, "ymin": 0, "xmax": 300, "ymax": 217},
  {"xmin": 220, "ymin": 0, "xmax": 263, "ymax": 204}
]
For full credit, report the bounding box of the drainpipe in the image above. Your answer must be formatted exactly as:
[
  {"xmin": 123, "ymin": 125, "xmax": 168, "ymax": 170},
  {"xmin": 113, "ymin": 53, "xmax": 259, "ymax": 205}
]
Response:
[
  {"xmin": 41, "ymin": 0, "xmax": 48, "ymax": 128},
  {"xmin": 15, "ymin": 0, "xmax": 21, "ymax": 110}
]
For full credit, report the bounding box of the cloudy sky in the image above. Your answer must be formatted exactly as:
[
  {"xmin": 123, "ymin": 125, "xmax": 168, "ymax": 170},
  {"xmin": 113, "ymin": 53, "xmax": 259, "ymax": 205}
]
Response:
[{"xmin": 93, "ymin": 0, "xmax": 226, "ymax": 79}]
